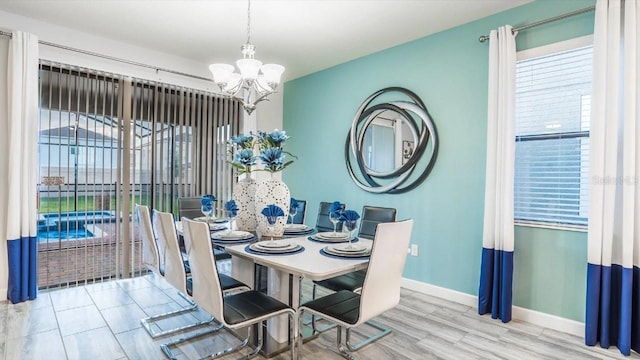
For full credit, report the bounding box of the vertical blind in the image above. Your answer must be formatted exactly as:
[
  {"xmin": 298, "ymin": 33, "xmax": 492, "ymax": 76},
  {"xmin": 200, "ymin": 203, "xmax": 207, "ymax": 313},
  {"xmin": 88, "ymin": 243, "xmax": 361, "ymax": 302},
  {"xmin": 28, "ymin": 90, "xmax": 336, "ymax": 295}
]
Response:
[
  {"xmin": 37, "ymin": 62, "xmax": 240, "ymax": 288},
  {"xmin": 514, "ymin": 45, "xmax": 592, "ymax": 227}
]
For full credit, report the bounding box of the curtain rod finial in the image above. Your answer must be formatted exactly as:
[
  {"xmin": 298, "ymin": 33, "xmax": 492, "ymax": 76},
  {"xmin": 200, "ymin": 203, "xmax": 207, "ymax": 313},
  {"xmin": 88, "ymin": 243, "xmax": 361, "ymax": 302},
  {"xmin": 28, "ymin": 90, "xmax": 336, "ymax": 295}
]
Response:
[{"xmin": 479, "ymin": 35, "xmax": 489, "ymax": 43}]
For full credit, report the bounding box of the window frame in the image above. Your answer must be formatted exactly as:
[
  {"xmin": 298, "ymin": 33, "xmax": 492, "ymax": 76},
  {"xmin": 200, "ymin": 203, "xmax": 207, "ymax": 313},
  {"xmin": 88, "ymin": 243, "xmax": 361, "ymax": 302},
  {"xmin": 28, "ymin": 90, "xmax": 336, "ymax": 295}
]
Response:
[{"xmin": 514, "ymin": 35, "xmax": 593, "ymax": 232}]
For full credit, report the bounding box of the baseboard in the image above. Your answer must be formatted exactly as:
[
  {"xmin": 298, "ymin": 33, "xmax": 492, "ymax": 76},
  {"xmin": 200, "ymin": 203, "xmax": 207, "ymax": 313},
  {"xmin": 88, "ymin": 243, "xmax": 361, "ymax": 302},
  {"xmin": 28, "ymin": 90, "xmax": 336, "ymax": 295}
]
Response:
[
  {"xmin": 0, "ymin": 288, "xmax": 6, "ymax": 301},
  {"xmin": 401, "ymin": 277, "xmax": 584, "ymax": 337}
]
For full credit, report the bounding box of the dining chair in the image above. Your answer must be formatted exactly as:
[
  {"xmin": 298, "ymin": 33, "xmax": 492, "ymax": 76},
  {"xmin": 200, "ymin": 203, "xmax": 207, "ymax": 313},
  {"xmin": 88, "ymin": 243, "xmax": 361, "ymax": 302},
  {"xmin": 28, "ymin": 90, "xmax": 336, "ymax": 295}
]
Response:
[
  {"xmin": 178, "ymin": 196, "xmax": 232, "ymax": 261},
  {"xmin": 142, "ymin": 210, "xmax": 248, "ymax": 338},
  {"xmin": 311, "ymin": 205, "xmax": 397, "ymax": 351},
  {"xmin": 310, "ymin": 206, "xmax": 397, "ymax": 346},
  {"xmin": 314, "ymin": 206, "xmax": 397, "ymax": 292},
  {"xmin": 177, "ymin": 196, "xmax": 203, "ymax": 220},
  {"xmin": 297, "ymin": 219, "xmax": 413, "ymax": 358},
  {"xmin": 162, "ymin": 218, "xmax": 297, "ymax": 360},
  {"xmin": 315, "ymin": 201, "xmax": 345, "ymax": 233},
  {"xmin": 287, "ymin": 198, "xmax": 307, "ymax": 225},
  {"xmin": 137, "ymin": 206, "xmax": 212, "ymax": 338}
]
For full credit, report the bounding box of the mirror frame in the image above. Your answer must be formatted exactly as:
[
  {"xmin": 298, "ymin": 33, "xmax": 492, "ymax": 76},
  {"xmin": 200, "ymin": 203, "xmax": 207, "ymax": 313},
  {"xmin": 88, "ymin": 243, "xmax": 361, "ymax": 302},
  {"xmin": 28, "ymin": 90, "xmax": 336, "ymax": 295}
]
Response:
[{"xmin": 345, "ymin": 87, "xmax": 438, "ymax": 194}]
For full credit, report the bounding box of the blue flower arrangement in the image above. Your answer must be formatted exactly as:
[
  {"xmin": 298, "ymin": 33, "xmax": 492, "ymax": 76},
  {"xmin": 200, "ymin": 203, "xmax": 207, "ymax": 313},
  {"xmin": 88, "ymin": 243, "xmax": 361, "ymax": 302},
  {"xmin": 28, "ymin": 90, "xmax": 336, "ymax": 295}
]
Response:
[
  {"xmin": 256, "ymin": 129, "xmax": 297, "ymax": 173},
  {"xmin": 228, "ymin": 134, "xmax": 257, "ymax": 175},
  {"xmin": 227, "ymin": 129, "xmax": 297, "ymax": 175}
]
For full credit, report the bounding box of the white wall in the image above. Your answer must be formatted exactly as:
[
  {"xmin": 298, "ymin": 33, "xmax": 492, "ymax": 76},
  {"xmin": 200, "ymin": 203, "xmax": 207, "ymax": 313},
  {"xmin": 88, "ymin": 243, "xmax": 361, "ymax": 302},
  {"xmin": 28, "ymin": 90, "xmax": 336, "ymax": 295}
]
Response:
[{"xmin": 0, "ymin": 9, "xmax": 284, "ymax": 297}]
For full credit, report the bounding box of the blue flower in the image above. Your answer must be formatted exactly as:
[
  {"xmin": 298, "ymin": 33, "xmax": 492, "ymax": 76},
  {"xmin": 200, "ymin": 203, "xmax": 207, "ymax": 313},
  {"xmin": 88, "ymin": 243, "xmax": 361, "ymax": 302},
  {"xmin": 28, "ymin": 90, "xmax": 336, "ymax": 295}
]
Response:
[
  {"xmin": 230, "ymin": 134, "xmax": 255, "ymax": 149},
  {"xmin": 259, "ymin": 147, "xmax": 285, "ymax": 172},
  {"xmin": 261, "ymin": 204, "xmax": 285, "ymax": 225},
  {"xmin": 266, "ymin": 129, "xmax": 289, "ymax": 147},
  {"xmin": 234, "ymin": 149, "xmax": 257, "ymax": 166},
  {"xmin": 329, "ymin": 201, "xmax": 343, "ymax": 217},
  {"xmin": 224, "ymin": 200, "xmax": 238, "ymax": 217}
]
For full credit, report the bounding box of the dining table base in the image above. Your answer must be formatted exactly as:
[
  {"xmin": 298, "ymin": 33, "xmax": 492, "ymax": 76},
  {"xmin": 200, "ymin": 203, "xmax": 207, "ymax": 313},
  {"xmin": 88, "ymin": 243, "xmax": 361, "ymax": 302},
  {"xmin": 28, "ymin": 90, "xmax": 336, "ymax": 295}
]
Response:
[{"xmin": 232, "ymin": 257, "xmax": 300, "ymax": 358}]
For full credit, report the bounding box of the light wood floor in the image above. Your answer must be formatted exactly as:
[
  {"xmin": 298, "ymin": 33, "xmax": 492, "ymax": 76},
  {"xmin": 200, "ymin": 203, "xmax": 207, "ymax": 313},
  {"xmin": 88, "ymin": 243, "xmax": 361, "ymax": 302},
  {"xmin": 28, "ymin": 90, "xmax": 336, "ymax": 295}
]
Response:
[{"xmin": 1, "ymin": 268, "xmax": 637, "ymax": 360}]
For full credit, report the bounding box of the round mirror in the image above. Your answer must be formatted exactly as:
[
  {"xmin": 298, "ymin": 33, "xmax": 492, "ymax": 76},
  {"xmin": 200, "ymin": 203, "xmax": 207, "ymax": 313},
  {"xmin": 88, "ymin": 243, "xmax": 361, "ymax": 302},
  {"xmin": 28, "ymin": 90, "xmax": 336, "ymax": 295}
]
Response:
[{"xmin": 345, "ymin": 87, "xmax": 438, "ymax": 194}]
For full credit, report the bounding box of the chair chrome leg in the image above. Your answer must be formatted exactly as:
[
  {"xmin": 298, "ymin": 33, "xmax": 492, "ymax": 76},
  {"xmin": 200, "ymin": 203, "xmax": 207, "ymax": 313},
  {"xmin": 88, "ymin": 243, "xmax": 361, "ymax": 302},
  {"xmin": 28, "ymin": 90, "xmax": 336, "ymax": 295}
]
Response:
[
  {"xmin": 141, "ymin": 291, "xmax": 216, "ymax": 338},
  {"xmin": 345, "ymin": 320, "xmax": 391, "ymax": 351},
  {"xmin": 161, "ymin": 315, "xmax": 301, "ymax": 360},
  {"xmin": 161, "ymin": 325, "xmax": 247, "ymax": 360},
  {"xmin": 336, "ymin": 326, "xmax": 357, "ymax": 360}
]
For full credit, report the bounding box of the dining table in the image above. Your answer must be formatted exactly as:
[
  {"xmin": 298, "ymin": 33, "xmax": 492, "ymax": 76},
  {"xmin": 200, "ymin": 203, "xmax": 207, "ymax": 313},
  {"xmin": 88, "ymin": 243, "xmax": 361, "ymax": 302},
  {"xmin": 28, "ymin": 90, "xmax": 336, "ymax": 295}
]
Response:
[
  {"xmin": 225, "ymin": 232, "xmax": 372, "ymax": 357},
  {"xmin": 175, "ymin": 220, "xmax": 371, "ymax": 356}
]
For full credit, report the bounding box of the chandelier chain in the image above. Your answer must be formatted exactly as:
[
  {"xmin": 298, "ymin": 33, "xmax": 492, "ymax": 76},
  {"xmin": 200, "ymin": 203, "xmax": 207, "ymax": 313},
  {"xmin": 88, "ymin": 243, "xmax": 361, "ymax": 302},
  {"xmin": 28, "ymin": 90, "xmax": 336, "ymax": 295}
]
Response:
[{"xmin": 246, "ymin": 0, "xmax": 251, "ymax": 45}]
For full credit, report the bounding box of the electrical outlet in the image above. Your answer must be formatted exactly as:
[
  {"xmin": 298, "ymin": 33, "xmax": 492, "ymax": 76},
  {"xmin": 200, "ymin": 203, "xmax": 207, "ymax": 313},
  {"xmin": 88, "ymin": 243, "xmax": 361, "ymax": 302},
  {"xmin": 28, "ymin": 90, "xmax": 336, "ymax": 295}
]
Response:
[{"xmin": 410, "ymin": 244, "xmax": 419, "ymax": 256}]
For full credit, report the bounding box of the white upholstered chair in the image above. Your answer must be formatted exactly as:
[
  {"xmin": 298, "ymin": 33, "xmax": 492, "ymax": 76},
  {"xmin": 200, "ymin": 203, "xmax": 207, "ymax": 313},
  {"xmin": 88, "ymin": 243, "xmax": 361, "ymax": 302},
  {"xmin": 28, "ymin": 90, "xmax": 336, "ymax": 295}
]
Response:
[
  {"xmin": 298, "ymin": 219, "xmax": 413, "ymax": 359},
  {"xmin": 162, "ymin": 218, "xmax": 297, "ymax": 360}
]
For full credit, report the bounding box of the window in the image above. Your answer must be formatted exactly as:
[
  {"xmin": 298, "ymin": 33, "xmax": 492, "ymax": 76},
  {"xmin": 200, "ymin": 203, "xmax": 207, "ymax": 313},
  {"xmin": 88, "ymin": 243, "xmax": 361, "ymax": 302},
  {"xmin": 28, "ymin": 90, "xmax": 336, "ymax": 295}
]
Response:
[{"xmin": 514, "ymin": 38, "xmax": 592, "ymax": 228}]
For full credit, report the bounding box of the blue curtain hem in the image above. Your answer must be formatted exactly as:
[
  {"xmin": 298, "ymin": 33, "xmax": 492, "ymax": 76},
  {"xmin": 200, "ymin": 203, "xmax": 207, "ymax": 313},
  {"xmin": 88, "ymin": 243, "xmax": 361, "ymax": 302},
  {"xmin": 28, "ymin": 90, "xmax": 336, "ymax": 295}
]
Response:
[
  {"xmin": 7, "ymin": 236, "xmax": 38, "ymax": 304},
  {"xmin": 479, "ymin": 247, "xmax": 513, "ymax": 323}
]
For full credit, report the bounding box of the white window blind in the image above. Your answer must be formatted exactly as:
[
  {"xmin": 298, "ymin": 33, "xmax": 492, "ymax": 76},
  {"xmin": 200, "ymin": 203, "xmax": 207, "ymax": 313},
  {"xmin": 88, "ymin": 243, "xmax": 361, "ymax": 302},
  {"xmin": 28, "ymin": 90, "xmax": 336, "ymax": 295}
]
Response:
[{"xmin": 514, "ymin": 44, "xmax": 592, "ymax": 227}]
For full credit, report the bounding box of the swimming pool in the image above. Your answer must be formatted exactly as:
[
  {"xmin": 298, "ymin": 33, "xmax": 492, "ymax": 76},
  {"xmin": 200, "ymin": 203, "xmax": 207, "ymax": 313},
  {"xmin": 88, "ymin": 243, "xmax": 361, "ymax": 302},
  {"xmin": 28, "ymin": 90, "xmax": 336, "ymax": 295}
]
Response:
[{"xmin": 37, "ymin": 211, "xmax": 115, "ymax": 241}]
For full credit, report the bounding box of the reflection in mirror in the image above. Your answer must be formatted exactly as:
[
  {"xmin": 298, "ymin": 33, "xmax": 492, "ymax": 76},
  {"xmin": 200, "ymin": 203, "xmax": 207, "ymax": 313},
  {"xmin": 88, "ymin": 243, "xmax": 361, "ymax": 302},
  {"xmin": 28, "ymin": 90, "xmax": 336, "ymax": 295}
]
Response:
[
  {"xmin": 363, "ymin": 121, "xmax": 395, "ymax": 173},
  {"xmin": 362, "ymin": 111, "xmax": 417, "ymax": 174}
]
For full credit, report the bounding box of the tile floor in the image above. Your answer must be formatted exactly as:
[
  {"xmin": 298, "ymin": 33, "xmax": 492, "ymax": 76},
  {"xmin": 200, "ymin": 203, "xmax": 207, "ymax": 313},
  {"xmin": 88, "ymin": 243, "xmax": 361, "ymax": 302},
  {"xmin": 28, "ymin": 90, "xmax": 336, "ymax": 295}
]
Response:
[{"xmin": 1, "ymin": 267, "xmax": 638, "ymax": 360}]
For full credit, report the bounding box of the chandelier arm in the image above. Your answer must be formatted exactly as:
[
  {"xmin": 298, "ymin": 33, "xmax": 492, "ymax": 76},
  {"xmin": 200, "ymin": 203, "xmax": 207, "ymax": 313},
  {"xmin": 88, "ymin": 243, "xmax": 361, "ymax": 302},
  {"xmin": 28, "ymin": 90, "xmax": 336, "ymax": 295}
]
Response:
[{"xmin": 251, "ymin": 92, "xmax": 275, "ymax": 106}]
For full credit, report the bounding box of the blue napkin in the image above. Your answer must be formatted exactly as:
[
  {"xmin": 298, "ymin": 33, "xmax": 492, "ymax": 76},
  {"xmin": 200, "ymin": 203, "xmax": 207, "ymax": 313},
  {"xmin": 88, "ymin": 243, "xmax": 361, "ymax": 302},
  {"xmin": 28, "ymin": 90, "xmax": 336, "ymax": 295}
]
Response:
[
  {"xmin": 201, "ymin": 194, "xmax": 215, "ymax": 211},
  {"xmin": 340, "ymin": 209, "xmax": 360, "ymax": 231},
  {"xmin": 261, "ymin": 204, "xmax": 285, "ymax": 224},
  {"xmin": 225, "ymin": 200, "xmax": 238, "ymax": 217},
  {"xmin": 329, "ymin": 201, "xmax": 343, "ymax": 217}
]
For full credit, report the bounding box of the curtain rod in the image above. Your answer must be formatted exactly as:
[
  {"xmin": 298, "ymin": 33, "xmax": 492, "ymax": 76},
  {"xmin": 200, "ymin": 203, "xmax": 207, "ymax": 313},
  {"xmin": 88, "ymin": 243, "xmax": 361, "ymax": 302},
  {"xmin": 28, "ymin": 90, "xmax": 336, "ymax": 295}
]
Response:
[
  {"xmin": 478, "ymin": 5, "xmax": 595, "ymax": 43},
  {"xmin": 0, "ymin": 29, "xmax": 213, "ymax": 82}
]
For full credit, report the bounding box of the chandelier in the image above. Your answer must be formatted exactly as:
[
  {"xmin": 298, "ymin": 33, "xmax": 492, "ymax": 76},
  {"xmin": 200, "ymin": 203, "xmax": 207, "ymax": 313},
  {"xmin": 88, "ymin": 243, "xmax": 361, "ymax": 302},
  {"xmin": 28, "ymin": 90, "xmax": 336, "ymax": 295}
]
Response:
[{"xmin": 209, "ymin": 0, "xmax": 285, "ymax": 115}]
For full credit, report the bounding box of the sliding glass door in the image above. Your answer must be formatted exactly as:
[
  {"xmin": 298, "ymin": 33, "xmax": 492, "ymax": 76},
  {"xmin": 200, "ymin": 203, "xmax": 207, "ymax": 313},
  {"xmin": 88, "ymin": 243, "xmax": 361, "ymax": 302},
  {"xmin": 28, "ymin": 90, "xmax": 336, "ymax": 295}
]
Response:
[{"xmin": 37, "ymin": 62, "xmax": 240, "ymax": 289}]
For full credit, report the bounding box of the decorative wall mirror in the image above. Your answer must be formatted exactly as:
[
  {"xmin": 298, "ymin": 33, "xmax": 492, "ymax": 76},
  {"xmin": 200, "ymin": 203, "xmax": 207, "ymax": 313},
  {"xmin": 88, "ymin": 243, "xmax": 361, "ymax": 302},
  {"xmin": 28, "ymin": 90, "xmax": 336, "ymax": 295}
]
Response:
[{"xmin": 345, "ymin": 87, "xmax": 438, "ymax": 194}]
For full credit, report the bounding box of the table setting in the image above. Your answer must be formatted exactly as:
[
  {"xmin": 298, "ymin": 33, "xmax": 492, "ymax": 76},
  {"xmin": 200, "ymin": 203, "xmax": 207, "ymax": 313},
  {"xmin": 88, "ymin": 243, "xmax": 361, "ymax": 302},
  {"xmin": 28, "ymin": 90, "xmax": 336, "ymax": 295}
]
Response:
[
  {"xmin": 317, "ymin": 209, "xmax": 370, "ymax": 259},
  {"xmin": 243, "ymin": 204, "xmax": 306, "ymax": 255}
]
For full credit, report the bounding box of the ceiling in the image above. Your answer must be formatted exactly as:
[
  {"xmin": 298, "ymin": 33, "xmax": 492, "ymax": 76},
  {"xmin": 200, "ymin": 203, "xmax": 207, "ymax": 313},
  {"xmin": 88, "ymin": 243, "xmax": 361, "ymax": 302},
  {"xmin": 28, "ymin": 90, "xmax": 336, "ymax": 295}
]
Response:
[{"xmin": 0, "ymin": 0, "xmax": 531, "ymax": 81}]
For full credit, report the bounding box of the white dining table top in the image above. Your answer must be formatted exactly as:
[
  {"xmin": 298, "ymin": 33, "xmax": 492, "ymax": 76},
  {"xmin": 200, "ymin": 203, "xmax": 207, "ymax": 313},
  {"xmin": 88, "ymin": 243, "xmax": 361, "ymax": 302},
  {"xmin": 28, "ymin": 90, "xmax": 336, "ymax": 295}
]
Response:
[{"xmin": 224, "ymin": 235, "xmax": 371, "ymax": 282}]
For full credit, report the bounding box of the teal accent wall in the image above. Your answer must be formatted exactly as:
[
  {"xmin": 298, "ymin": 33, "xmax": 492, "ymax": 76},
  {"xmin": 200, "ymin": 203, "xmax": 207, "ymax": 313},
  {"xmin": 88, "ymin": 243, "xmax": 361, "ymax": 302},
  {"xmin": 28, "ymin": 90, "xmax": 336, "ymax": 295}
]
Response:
[{"xmin": 282, "ymin": 0, "xmax": 594, "ymax": 321}]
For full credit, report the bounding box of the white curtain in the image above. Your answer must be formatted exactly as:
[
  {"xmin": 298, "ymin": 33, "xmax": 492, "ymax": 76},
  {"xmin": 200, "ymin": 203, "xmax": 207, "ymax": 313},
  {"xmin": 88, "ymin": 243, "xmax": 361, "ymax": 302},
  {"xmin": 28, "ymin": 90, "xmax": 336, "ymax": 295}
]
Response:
[
  {"xmin": 478, "ymin": 25, "xmax": 517, "ymax": 323},
  {"xmin": 585, "ymin": 0, "xmax": 640, "ymax": 356},
  {"xmin": 4, "ymin": 31, "xmax": 39, "ymax": 303}
]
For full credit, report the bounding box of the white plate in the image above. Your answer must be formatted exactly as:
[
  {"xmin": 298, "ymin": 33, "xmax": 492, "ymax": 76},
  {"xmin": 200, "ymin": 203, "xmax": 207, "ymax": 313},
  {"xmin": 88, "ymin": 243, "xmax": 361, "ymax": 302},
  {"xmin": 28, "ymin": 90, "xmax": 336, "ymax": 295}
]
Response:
[
  {"xmin": 330, "ymin": 244, "xmax": 367, "ymax": 253},
  {"xmin": 211, "ymin": 230, "xmax": 253, "ymax": 240},
  {"xmin": 194, "ymin": 217, "xmax": 228, "ymax": 224},
  {"xmin": 285, "ymin": 224, "xmax": 307, "ymax": 230},
  {"xmin": 316, "ymin": 231, "xmax": 349, "ymax": 239},
  {"xmin": 323, "ymin": 245, "xmax": 370, "ymax": 257},
  {"xmin": 254, "ymin": 240, "xmax": 292, "ymax": 249},
  {"xmin": 250, "ymin": 243, "xmax": 300, "ymax": 253},
  {"xmin": 209, "ymin": 224, "xmax": 228, "ymax": 231}
]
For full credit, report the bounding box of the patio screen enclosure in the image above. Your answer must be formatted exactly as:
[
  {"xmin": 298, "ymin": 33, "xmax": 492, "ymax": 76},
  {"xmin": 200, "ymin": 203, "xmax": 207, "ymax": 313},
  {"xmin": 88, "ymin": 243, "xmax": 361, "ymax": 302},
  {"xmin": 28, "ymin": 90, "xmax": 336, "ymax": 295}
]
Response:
[{"xmin": 37, "ymin": 62, "xmax": 240, "ymax": 288}]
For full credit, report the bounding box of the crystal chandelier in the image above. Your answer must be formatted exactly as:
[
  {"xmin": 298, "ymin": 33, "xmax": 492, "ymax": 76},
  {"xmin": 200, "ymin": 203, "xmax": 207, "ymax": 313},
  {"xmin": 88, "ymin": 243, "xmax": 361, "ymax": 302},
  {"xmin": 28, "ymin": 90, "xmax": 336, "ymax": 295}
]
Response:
[{"xmin": 209, "ymin": 0, "xmax": 285, "ymax": 115}]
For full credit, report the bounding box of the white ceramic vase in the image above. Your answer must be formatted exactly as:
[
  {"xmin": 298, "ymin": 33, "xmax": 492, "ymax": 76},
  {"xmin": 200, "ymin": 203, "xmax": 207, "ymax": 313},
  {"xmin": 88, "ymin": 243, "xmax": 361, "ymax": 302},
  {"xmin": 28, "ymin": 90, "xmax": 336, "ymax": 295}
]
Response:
[
  {"xmin": 254, "ymin": 173, "xmax": 290, "ymax": 238},
  {"xmin": 232, "ymin": 175, "xmax": 258, "ymax": 232}
]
